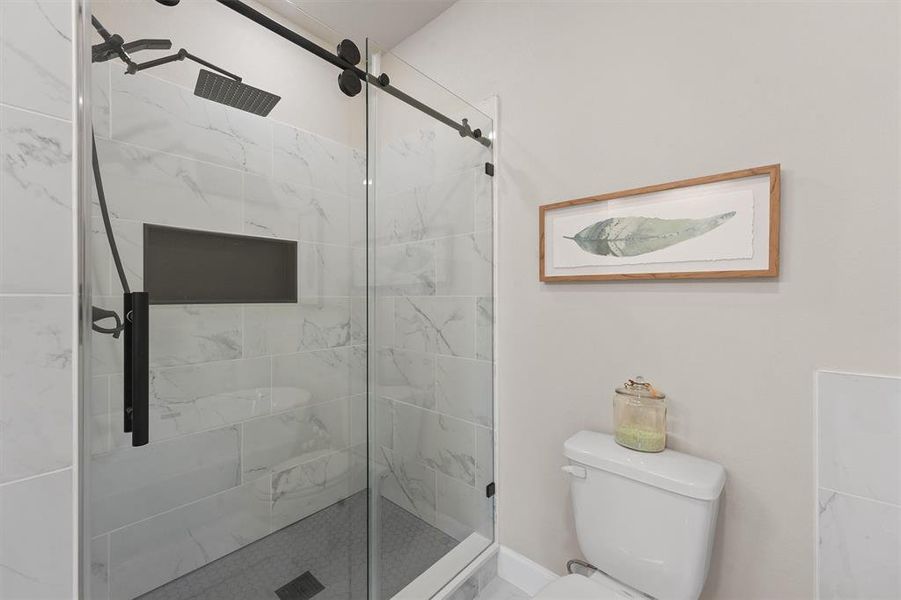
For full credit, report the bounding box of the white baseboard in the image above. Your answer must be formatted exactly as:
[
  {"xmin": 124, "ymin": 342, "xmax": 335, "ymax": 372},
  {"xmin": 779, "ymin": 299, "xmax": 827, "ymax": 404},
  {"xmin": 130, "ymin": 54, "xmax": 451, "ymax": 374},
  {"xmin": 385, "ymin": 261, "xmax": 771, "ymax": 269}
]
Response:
[{"xmin": 497, "ymin": 546, "xmax": 559, "ymax": 595}]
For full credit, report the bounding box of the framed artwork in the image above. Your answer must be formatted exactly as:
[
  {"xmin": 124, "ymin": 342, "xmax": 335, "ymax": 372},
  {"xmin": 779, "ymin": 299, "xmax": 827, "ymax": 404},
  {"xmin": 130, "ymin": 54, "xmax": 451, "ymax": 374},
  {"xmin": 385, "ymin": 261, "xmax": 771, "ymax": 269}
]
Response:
[{"xmin": 539, "ymin": 164, "xmax": 780, "ymax": 282}]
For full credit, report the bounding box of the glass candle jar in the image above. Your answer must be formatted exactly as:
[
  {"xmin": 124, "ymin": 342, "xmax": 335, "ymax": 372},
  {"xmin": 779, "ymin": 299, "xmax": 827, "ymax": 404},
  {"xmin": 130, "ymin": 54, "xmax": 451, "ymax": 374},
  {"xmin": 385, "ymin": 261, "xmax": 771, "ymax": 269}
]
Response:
[{"xmin": 613, "ymin": 377, "xmax": 667, "ymax": 452}]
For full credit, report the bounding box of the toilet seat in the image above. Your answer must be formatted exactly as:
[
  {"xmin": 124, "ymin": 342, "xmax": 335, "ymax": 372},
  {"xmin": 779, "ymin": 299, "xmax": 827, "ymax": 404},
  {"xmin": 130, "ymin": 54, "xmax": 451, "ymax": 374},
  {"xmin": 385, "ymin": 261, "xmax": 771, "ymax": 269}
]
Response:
[{"xmin": 533, "ymin": 574, "xmax": 624, "ymax": 599}]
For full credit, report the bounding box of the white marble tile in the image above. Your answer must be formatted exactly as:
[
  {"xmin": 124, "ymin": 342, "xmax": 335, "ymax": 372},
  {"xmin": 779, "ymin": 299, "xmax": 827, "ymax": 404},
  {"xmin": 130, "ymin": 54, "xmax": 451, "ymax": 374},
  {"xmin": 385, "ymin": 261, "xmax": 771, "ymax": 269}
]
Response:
[
  {"xmin": 436, "ymin": 473, "xmax": 492, "ymax": 542},
  {"xmin": 379, "ymin": 447, "xmax": 437, "ymax": 525},
  {"xmin": 272, "ymin": 123, "xmax": 359, "ymax": 197},
  {"xmin": 350, "ymin": 296, "xmax": 366, "ymax": 345},
  {"xmin": 245, "ymin": 298, "xmax": 351, "ymax": 356},
  {"xmin": 108, "ymin": 480, "xmax": 269, "ymax": 600},
  {"xmin": 376, "ymin": 170, "xmax": 476, "ymax": 245},
  {"xmin": 476, "ymin": 297, "xmax": 493, "ymax": 361},
  {"xmin": 0, "ymin": 296, "xmax": 73, "ymax": 483},
  {"xmin": 149, "ymin": 305, "xmax": 243, "ymax": 367},
  {"xmin": 244, "ymin": 175, "xmax": 350, "ymax": 245},
  {"xmin": 92, "ymin": 62, "xmax": 111, "ymax": 139},
  {"xmin": 148, "ymin": 358, "xmax": 271, "ymax": 441},
  {"xmin": 90, "ymin": 375, "xmax": 111, "ymax": 456},
  {"xmin": 448, "ymin": 577, "xmax": 479, "ymax": 600},
  {"xmin": 437, "ymin": 356, "xmax": 493, "ymax": 427},
  {"xmin": 474, "ymin": 164, "xmax": 493, "ymax": 234},
  {"xmin": 0, "ymin": 469, "xmax": 73, "ymax": 600},
  {"xmin": 94, "ymin": 139, "xmax": 244, "ymax": 232},
  {"xmin": 270, "ymin": 448, "xmax": 363, "ymax": 530},
  {"xmin": 0, "ymin": 106, "xmax": 73, "ymax": 293},
  {"xmin": 476, "ymin": 425, "xmax": 494, "ymax": 491},
  {"xmin": 106, "ymin": 219, "xmax": 143, "ymax": 291},
  {"xmin": 818, "ymin": 489, "xmax": 901, "ymax": 599},
  {"xmin": 241, "ymin": 398, "xmax": 350, "ymax": 480},
  {"xmin": 818, "ymin": 372, "xmax": 900, "ymax": 505},
  {"xmin": 270, "ymin": 347, "xmax": 356, "ymax": 412},
  {"xmin": 395, "ymin": 296, "xmax": 476, "ymax": 358},
  {"xmin": 111, "ymin": 70, "xmax": 271, "ymax": 174},
  {"xmin": 0, "ymin": 0, "xmax": 72, "ymax": 120},
  {"xmin": 373, "ymin": 296, "xmax": 395, "ymax": 348},
  {"xmin": 90, "ymin": 217, "xmax": 113, "ymax": 296},
  {"xmin": 299, "ymin": 242, "xmax": 355, "ymax": 297},
  {"xmin": 436, "ymin": 232, "xmax": 492, "ymax": 297},
  {"xmin": 376, "ymin": 241, "xmax": 437, "ymax": 296},
  {"xmin": 90, "ymin": 425, "xmax": 241, "ymax": 534},
  {"xmin": 394, "ymin": 401, "xmax": 476, "ymax": 486},
  {"xmin": 476, "ymin": 578, "xmax": 530, "ymax": 600},
  {"xmin": 89, "ymin": 535, "xmax": 110, "ymax": 600},
  {"xmin": 377, "ymin": 348, "xmax": 436, "ymax": 408}
]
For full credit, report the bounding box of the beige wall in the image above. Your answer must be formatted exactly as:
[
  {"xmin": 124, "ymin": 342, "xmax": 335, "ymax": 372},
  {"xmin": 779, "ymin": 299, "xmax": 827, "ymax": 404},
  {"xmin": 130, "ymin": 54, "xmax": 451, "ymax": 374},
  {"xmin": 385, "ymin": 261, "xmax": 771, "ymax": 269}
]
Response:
[{"xmin": 394, "ymin": 2, "xmax": 901, "ymax": 598}]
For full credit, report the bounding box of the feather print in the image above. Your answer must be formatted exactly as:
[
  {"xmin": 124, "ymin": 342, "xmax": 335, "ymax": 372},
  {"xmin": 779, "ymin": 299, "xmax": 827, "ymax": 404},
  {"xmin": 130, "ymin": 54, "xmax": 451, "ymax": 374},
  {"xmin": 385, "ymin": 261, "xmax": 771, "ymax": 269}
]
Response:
[{"xmin": 564, "ymin": 211, "xmax": 736, "ymax": 257}]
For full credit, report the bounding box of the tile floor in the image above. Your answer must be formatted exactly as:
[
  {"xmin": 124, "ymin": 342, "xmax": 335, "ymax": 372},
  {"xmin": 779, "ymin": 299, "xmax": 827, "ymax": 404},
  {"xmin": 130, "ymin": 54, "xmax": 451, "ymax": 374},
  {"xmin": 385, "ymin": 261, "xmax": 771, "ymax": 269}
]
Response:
[{"xmin": 137, "ymin": 491, "xmax": 459, "ymax": 600}]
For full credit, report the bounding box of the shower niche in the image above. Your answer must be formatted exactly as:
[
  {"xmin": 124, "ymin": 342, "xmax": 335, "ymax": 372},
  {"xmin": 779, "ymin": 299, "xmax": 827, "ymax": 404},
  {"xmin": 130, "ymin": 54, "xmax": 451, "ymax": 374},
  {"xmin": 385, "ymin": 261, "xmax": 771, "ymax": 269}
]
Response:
[{"xmin": 83, "ymin": 1, "xmax": 495, "ymax": 599}]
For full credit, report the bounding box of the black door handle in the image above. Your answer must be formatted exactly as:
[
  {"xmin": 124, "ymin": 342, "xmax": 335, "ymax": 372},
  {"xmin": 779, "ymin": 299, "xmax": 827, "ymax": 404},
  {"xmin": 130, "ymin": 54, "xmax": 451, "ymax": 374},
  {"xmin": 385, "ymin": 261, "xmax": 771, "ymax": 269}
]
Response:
[{"xmin": 124, "ymin": 292, "xmax": 150, "ymax": 447}]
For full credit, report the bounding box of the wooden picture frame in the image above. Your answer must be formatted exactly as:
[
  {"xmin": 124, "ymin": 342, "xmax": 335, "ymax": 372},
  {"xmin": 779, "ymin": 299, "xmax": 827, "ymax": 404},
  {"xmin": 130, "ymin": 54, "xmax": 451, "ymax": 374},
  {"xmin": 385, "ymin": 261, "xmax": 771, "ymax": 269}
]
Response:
[{"xmin": 539, "ymin": 164, "xmax": 780, "ymax": 282}]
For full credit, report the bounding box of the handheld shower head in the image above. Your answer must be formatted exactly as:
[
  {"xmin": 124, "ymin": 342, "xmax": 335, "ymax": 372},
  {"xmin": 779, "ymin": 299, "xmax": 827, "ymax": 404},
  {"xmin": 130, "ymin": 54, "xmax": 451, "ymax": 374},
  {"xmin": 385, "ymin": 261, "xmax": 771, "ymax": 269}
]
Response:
[{"xmin": 155, "ymin": 0, "xmax": 181, "ymax": 5}]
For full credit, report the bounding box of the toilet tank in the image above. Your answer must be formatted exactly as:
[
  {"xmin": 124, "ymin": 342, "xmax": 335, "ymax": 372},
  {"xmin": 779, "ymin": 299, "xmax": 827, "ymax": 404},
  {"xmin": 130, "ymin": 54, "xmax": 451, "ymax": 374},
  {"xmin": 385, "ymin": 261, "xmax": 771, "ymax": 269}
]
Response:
[{"xmin": 563, "ymin": 431, "xmax": 725, "ymax": 600}]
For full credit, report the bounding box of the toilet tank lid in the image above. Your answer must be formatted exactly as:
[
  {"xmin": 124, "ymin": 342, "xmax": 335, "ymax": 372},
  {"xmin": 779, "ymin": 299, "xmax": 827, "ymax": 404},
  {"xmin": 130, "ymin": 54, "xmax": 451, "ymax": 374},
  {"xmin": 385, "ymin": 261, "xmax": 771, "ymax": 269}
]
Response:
[{"xmin": 564, "ymin": 431, "xmax": 726, "ymax": 500}]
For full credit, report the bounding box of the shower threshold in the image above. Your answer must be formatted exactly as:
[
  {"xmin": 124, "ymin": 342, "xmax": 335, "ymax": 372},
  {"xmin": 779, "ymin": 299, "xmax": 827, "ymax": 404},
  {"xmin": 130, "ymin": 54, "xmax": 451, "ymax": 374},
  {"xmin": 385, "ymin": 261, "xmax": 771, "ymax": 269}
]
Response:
[{"xmin": 136, "ymin": 491, "xmax": 459, "ymax": 600}]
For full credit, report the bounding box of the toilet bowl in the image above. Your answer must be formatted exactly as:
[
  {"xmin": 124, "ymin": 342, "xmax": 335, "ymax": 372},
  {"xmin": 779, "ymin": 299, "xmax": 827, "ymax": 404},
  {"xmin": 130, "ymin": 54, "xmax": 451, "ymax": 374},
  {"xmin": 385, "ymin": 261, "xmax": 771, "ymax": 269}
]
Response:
[{"xmin": 534, "ymin": 431, "xmax": 726, "ymax": 600}]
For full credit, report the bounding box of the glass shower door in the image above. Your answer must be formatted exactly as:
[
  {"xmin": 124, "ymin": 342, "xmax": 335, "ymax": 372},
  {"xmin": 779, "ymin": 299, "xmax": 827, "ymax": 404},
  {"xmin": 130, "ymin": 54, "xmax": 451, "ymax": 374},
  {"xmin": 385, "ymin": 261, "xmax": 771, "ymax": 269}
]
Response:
[
  {"xmin": 366, "ymin": 41, "xmax": 496, "ymax": 599},
  {"xmin": 85, "ymin": 2, "xmax": 367, "ymax": 598}
]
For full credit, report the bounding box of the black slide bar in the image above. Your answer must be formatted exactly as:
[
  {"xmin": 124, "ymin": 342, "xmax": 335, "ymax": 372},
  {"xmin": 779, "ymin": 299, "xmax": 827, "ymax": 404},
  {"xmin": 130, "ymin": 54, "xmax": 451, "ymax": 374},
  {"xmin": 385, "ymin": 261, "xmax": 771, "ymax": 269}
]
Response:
[{"xmin": 214, "ymin": 0, "xmax": 491, "ymax": 149}]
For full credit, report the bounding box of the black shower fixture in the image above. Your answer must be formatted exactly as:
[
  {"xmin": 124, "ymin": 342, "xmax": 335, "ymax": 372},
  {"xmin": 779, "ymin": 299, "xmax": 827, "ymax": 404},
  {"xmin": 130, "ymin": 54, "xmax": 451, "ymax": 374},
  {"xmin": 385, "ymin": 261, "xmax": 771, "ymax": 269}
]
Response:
[
  {"xmin": 90, "ymin": 16, "xmax": 282, "ymax": 116},
  {"xmin": 154, "ymin": 0, "xmax": 181, "ymax": 5}
]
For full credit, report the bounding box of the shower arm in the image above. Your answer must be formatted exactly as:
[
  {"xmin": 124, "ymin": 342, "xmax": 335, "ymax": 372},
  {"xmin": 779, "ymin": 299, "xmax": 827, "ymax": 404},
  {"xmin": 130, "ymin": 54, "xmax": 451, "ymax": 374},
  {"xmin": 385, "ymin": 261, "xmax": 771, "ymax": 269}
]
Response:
[
  {"xmin": 213, "ymin": 0, "xmax": 492, "ymax": 149},
  {"xmin": 125, "ymin": 48, "xmax": 242, "ymax": 82}
]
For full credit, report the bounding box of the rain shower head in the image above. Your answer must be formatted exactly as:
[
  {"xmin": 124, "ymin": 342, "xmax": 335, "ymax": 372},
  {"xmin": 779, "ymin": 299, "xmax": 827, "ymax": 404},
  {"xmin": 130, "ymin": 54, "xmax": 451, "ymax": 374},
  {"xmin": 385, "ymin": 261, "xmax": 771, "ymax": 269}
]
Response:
[{"xmin": 194, "ymin": 68, "xmax": 281, "ymax": 117}]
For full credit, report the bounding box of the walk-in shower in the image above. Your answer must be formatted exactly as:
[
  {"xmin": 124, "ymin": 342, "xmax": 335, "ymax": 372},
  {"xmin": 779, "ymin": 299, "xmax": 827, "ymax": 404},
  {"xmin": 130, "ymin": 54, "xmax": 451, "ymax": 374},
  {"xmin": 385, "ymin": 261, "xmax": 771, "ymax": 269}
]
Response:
[{"xmin": 81, "ymin": 1, "xmax": 495, "ymax": 598}]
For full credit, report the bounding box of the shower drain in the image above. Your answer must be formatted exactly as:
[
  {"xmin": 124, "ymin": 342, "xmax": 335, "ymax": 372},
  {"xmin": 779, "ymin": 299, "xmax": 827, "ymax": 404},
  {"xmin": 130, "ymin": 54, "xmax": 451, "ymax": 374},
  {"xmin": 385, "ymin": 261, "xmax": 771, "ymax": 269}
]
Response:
[{"xmin": 275, "ymin": 571, "xmax": 325, "ymax": 600}]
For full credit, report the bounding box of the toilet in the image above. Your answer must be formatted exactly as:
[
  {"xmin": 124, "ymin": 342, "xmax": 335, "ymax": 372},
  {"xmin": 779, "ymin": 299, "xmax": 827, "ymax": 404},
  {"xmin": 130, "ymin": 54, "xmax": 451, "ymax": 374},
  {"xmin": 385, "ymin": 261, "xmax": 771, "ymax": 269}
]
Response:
[{"xmin": 535, "ymin": 431, "xmax": 726, "ymax": 600}]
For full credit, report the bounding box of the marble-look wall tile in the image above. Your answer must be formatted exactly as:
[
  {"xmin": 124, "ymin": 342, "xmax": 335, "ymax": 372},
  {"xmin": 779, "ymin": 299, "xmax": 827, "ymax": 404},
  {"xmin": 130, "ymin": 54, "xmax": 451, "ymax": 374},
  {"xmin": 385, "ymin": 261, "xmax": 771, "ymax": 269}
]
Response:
[
  {"xmin": 92, "ymin": 62, "xmax": 111, "ymax": 139},
  {"xmin": 91, "ymin": 217, "xmax": 113, "ymax": 296},
  {"xmin": 242, "ymin": 398, "xmax": 350, "ymax": 480},
  {"xmin": 350, "ymin": 296, "xmax": 366, "ymax": 345},
  {"xmin": 817, "ymin": 489, "xmax": 900, "ymax": 599},
  {"xmin": 91, "ymin": 425, "xmax": 241, "ymax": 534},
  {"xmin": 271, "ymin": 448, "xmax": 364, "ymax": 530},
  {"xmin": 108, "ymin": 480, "xmax": 269, "ymax": 600},
  {"xmin": 148, "ymin": 358, "xmax": 271, "ymax": 441},
  {"xmin": 436, "ymin": 473, "xmax": 492, "ymax": 542},
  {"xmin": 91, "ymin": 375, "xmax": 111, "ymax": 456},
  {"xmin": 394, "ymin": 401, "xmax": 476, "ymax": 486},
  {"xmin": 476, "ymin": 297, "xmax": 493, "ymax": 361},
  {"xmin": 273, "ymin": 123, "xmax": 359, "ymax": 197},
  {"xmin": 111, "ymin": 71, "xmax": 271, "ymax": 174},
  {"xmin": 245, "ymin": 299, "xmax": 351, "ymax": 356},
  {"xmin": 0, "ymin": 469, "xmax": 73, "ymax": 599},
  {"xmin": 0, "ymin": 296, "xmax": 73, "ymax": 483},
  {"xmin": 436, "ymin": 232, "xmax": 492, "ymax": 297},
  {"xmin": 377, "ymin": 348, "xmax": 436, "ymax": 408},
  {"xmin": 395, "ymin": 297, "xmax": 476, "ymax": 358},
  {"xmin": 271, "ymin": 347, "xmax": 355, "ymax": 412},
  {"xmin": 379, "ymin": 448, "xmax": 437, "ymax": 526},
  {"xmin": 475, "ymin": 164, "xmax": 493, "ymax": 234},
  {"xmin": 376, "ymin": 241, "xmax": 437, "ymax": 296},
  {"xmin": 475, "ymin": 425, "xmax": 494, "ymax": 491},
  {"xmin": 0, "ymin": 106, "xmax": 73, "ymax": 293},
  {"xmin": 244, "ymin": 175, "xmax": 350, "ymax": 245},
  {"xmin": 818, "ymin": 372, "xmax": 900, "ymax": 505},
  {"xmin": 149, "ymin": 305, "xmax": 242, "ymax": 367},
  {"xmin": 376, "ymin": 171, "xmax": 475, "ymax": 245},
  {"xmin": 299, "ymin": 242, "xmax": 354, "ymax": 297},
  {"xmin": 95, "ymin": 139, "xmax": 244, "ymax": 232},
  {"xmin": 0, "ymin": 0, "xmax": 72, "ymax": 120},
  {"xmin": 89, "ymin": 535, "xmax": 111, "ymax": 600},
  {"xmin": 437, "ymin": 356, "xmax": 492, "ymax": 427}
]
